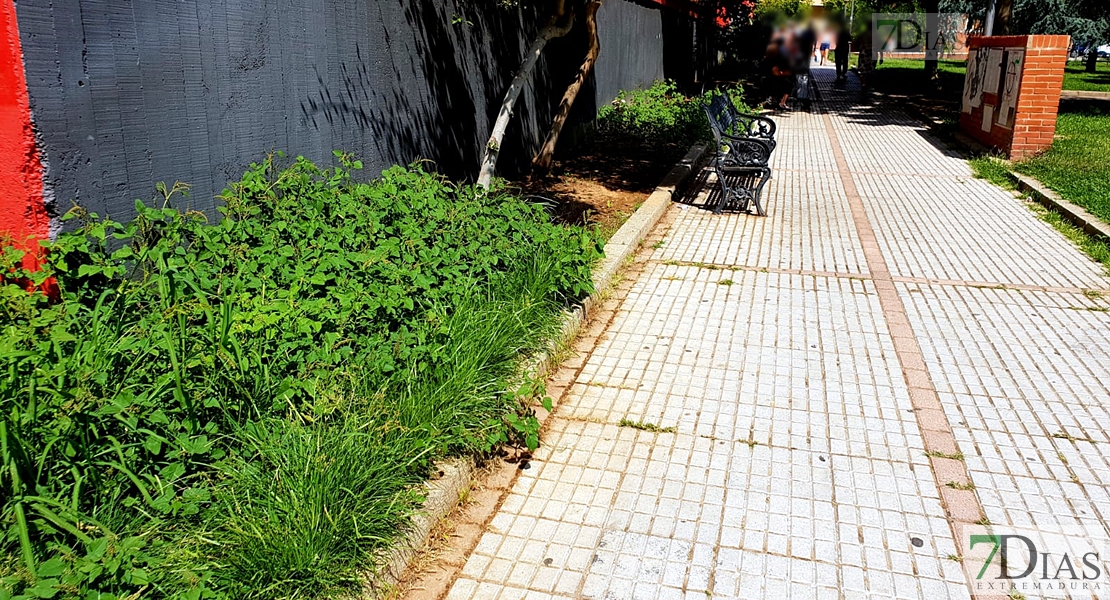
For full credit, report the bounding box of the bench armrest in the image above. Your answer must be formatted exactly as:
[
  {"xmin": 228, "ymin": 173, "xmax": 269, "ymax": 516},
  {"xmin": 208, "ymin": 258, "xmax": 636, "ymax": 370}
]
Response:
[
  {"xmin": 717, "ymin": 134, "xmax": 773, "ymax": 167},
  {"xmin": 731, "ymin": 113, "xmax": 777, "ymax": 139}
]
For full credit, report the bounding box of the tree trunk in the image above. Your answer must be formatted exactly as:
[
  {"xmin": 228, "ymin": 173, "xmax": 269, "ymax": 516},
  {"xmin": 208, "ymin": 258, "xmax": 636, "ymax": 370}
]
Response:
[
  {"xmin": 477, "ymin": 1, "xmax": 574, "ymax": 189},
  {"xmin": 994, "ymin": 0, "xmax": 1013, "ymax": 35},
  {"xmin": 923, "ymin": 0, "xmax": 939, "ymax": 80},
  {"xmin": 1087, "ymin": 48, "xmax": 1098, "ymax": 73},
  {"xmin": 531, "ymin": 0, "xmax": 603, "ymax": 177}
]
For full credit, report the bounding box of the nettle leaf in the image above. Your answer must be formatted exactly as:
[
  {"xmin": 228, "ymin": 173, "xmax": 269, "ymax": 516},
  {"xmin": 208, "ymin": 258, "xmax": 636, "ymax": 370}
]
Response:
[
  {"xmin": 25, "ymin": 580, "xmax": 60, "ymax": 598},
  {"xmin": 36, "ymin": 558, "xmax": 66, "ymax": 578},
  {"xmin": 85, "ymin": 537, "xmax": 110, "ymax": 562},
  {"xmin": 160, "ymin": 462, "xmax": 186, "ymax": 484},
  {"xmin": 143, "ymin": 435, "xmax": 162, "ymax": 456}
]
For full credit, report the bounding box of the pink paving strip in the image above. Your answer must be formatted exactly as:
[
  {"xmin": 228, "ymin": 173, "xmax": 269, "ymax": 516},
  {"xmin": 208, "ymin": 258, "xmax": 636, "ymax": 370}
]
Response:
[{"xmin": 820, "ymin": 111, "xmax": 988, "ymax": 581}]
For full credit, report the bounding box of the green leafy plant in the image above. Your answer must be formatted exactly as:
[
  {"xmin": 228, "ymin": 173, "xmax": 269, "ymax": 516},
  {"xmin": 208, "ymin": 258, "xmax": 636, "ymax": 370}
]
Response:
[
  {"xmin": 0, "ymin": 154, "xmax": 602, "ymax": 598},
  {"xmin": 597, "ymin": 80, "xmax": 750, "ymax": 147}
]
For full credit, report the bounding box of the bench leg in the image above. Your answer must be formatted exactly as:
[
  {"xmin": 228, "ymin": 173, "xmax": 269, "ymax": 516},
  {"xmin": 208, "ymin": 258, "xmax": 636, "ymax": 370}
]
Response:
[
  {"xmin": 713, "ymin": 164, "xmax": 730, "ymax": 214},
  {"xmin": 714, "ymin": 166, "xmax": 770, "ymax": 216},
  {"xmin": 749, "ymin": 169, "xmax": 772, "ymax": 217}
]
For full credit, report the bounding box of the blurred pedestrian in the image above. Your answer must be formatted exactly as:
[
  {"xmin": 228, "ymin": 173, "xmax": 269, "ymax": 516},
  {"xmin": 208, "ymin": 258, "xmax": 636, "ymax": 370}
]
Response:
[
  {"xmin": 856, "ymin": 24, "xmax": 875, "ymax": 90},
  {"xmin": 794, "ymin": 24, "xmax": 816, "ymax": 110},
  {"xmin": 761, "ymin": 37, "xmax": 793, "ymax": 110},
  {"xmin": 834, "ymin": 22, "xmax": 851, "ymax": 81}
]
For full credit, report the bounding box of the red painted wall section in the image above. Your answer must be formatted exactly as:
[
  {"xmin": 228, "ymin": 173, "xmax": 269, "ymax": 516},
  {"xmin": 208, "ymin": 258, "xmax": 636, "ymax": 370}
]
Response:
[{"xmin": 0, "ymin": 0, "xmax": 49, "ymax": 271}]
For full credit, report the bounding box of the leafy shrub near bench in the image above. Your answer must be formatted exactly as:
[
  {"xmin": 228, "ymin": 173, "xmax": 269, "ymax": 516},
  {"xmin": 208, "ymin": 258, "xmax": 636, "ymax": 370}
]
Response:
[
  {"xmin": 0, "ymin": 154, "xmax": 602, "ymax": 599},
  {"xmin": 597, "ymin": 80, "xmax": 750, "ymax": 147}
]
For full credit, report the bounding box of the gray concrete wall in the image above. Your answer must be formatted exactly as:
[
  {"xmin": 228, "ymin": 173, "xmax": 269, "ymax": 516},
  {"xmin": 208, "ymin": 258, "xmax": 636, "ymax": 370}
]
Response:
[
  {"xmin": 594, "ymin": 0, "xmax": 665, "ymax": 110},
  {"xmin": 16, "ymin": 0, "xmax": 669, "ymax": 223}
]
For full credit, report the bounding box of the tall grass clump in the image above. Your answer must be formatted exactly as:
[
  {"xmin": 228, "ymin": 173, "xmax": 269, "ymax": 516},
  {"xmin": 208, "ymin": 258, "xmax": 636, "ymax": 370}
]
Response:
[{"xmin": 0, "ymin": 153, "xmax": 602, "ymax": 599}]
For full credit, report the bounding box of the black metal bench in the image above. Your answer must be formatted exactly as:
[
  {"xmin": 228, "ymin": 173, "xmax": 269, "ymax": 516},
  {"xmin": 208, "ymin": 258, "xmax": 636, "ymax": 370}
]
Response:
[{"xmin": 701, "ymin": 94, "xmax": 776, "ymax": 216}]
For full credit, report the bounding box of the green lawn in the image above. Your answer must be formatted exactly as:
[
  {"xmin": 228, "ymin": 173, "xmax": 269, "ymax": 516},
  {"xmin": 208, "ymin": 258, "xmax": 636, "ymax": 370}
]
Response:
[
  {"xmin": 871, "ymin": 56, "xmax": 967, "ymax": 77},
  {"xmin": 1014, "ymin": 104, "xmax": 1110, "ymax": 223},
  {"xmin": 860, "ymin": 56, "xmax": 1110, "ymax": 94},
  {"xmin": 1063, "ymin": 60, "xmax": 1110, "ymax": 92},
  {"xmin": 865, "ymin": 57, "xmax": 968, "ymax": 103}
]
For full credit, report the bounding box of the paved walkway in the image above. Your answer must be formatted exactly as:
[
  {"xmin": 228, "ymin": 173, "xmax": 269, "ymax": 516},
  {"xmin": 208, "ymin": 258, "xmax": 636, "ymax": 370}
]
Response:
[{"xmin": 444, "ymin": 66, "xmax": 1110, "ymax": 599}]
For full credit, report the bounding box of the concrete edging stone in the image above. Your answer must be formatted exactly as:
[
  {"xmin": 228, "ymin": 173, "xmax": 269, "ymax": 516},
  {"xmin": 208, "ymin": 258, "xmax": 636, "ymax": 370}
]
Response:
[{"xmin": 1005, "ymin": 171, "xmax": 1110, "ymax": 243}]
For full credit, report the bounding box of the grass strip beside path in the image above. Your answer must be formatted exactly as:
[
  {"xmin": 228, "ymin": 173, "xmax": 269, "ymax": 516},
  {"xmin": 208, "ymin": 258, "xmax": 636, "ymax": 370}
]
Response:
[{"xmin": 1013, "ymin": 104, "xmax": 1110, "ymax": 224}]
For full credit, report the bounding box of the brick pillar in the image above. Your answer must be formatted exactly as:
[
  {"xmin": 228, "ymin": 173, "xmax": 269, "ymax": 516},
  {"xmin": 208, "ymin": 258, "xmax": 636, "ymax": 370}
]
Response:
[
  {"xmin": 1009, "ymin": 35, "xmax": 1068, "ymax": 160},
  {"xmin": 0, "ymin": 0, "xmax": 49, "ymax": 271},
  {"xmin": 958, "ymin": 34, "xmax": 1069, "ymax": 160}
]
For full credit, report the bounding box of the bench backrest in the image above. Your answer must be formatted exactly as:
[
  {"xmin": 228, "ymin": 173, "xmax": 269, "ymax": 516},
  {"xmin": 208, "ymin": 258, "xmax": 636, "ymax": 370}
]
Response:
[
  {"xmin": 704, "ymin": 93, "xmax": 777, "ymax": 142},
  {"xmin": 702, "ymin": 95, "xmax": 774, "ymax": 168},
  {"xmin": 704, "ymin": 95, "xmax": 738, "ymax": 139}
]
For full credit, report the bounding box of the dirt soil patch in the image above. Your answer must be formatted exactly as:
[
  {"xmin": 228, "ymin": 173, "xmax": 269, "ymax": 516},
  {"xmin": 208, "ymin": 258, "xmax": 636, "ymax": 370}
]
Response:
[{"xmin": 514, "ymin": 136, "xmax": 690, "ymax": 239}]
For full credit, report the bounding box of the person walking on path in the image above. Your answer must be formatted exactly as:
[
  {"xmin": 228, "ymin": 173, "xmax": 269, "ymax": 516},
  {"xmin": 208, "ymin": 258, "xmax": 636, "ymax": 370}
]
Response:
[
  {"xmin": 794, "ymin": 24, "xmax": 817, "ymax": 111},
  {"xmin": 834, "ymin": 22, "xmax": 852, "ymax": 82}
]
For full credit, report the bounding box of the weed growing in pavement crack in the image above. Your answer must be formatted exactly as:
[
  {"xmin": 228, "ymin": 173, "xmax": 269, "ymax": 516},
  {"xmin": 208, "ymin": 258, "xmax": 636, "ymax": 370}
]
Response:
[
  {"xmin": 618, "ymin": 419, "xmax": 677, "ymax": 433},
  {"xmin": 663, "ymin": 259, "xmax": 720, "ymax": 270},
  {"xmin": 1053, "ymin": 431, "xmax": 1098, "ymax": 443},
  {"xmin": 925, "ymin": 450, "xmax": 965, "ymax": 461}
]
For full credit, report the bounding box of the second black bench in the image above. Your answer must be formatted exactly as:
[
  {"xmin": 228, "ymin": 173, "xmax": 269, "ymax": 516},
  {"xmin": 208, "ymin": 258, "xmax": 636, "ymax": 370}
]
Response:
[{"xmin": 701, "ymin": 94, "xmax": 776, "ymax": 216}]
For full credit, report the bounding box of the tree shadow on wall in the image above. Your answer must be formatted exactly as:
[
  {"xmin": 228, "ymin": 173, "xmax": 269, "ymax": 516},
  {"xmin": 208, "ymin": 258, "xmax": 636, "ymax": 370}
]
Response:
[
  {"xmin": 296, "ymin": 0, "xmax": 586, "ymax": 182},
  {"xmin": 296, "ymin": 0, "xmax": 599, "ymax": 182}
]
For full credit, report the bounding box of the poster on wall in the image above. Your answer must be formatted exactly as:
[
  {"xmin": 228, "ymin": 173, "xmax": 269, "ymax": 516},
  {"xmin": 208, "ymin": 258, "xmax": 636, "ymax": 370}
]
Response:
[
  {"xmin": 961, "ymin": 48, "xmax": 990, "ymax": 113},
  {"xmin": 984, "ymin": 48, "xmax": 1003, "ymax": 94},
  {"xmin": 996, "ymin": 48, "xmax": 1024, "ymax": 128}
]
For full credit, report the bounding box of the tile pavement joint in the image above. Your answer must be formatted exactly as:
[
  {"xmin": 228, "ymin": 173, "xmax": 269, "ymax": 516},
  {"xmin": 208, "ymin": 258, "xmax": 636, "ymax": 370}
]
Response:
[{"xmin": 650, "ymin": 260, "xmax": 1099, "ymax": 295}]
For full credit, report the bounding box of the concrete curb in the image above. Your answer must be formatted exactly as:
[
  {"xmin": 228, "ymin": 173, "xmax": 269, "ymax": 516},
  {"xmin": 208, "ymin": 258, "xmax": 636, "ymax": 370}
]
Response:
[
  {"xmin": 367, "ymin": 142, "xmax": 708, "ymax": 596},
  {"xmin": 1060, "ymin": 89, "xmax": 1110, "ymax": 102},
  {"xmin": 1004, "ymin": 170, "xmax": 1110, "ymax": 243}
]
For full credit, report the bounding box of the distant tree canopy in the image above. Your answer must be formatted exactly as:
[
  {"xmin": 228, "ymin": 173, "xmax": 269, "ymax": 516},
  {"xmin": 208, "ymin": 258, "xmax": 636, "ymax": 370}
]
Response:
[
  {"xmin": 937, "ymin": 0, "xmax": 1108, "ymax": 41},
  {"xmin": 941, "ymin": 0, "xmax": 1108, "ymax": 71},
  {"xmin": 751, "ymin": 0, "xmax": 812, "ymax": 23},
  {"xmin": 1011, "ymin": 0, "xmax": 1108, "ymax": 44}
]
